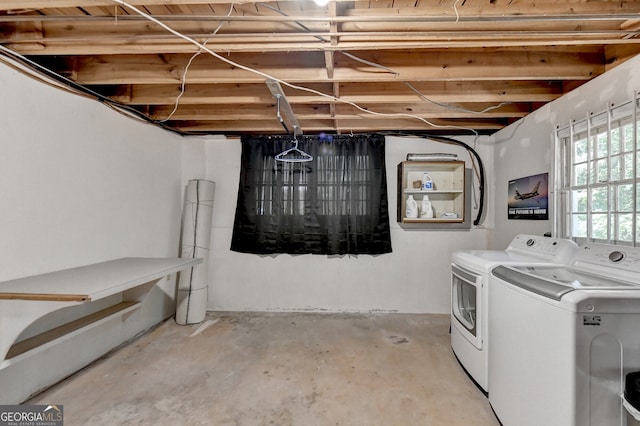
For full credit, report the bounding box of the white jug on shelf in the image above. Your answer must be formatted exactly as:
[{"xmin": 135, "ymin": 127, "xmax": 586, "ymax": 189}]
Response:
[
  {"xmin": 406, "ymin": 195, "xmax": 418, "ymax": 218},
  {"xmin": 420, "ymin": 195, "xmax": 434, "ymax": 219}
]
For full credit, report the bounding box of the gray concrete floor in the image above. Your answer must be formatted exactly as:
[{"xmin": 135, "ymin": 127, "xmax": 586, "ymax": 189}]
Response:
[{"xmin": 29, "ymin": 312, "xmax": 499, "ymax": 426}]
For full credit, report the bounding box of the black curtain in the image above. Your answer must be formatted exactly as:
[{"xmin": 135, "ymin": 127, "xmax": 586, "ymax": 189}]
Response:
[{"xmin": 231, "ymin": 134, "xmax": 392, "ymax": 255}]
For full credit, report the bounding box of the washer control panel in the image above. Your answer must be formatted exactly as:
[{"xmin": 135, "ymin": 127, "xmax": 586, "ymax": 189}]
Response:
[
  {"xmin": 507, "ymin": 234, "xmax": 579, "ymax": 263},
  {"xmin": 575, "ymin": 243, "xmax": 640, "ymax": 274}
]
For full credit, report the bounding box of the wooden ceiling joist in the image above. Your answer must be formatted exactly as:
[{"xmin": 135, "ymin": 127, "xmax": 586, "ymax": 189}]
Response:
[
  {"xmin": 2, "ymin": 0, "xmax": 640, "ymax": 135},
  {"xmin": 36, "ymin": 49, "xmax": 603, "ymax": 86}
]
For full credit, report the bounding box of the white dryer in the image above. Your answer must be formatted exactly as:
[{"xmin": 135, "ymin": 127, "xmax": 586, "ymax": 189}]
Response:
[
  {"xmin": 450, "ymin": 234, "xmax": 578, "ymax": 393},
  {"xmin": 488, "ymin": 243, "xmax": 640, "ymax": 426}
]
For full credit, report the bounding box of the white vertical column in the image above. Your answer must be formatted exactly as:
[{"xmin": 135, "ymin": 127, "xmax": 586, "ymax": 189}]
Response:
[{"xmin": 176, "ymin": 179, "xmax": 215, "ymax": 325}]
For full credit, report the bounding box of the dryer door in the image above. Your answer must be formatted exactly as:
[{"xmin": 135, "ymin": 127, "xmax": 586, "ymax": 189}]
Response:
[{"xmin": 451, "ymin": 264, "xmax": 482, "ymax": 349}]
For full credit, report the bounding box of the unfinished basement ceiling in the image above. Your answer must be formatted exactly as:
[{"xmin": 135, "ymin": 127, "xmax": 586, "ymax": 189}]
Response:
[{"xmin": 2, "ymin": 1, "xmax": 640, "ymax": 136}]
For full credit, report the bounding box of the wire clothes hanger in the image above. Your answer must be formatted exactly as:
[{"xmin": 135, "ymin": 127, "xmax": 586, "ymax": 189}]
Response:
[{"xmin": 275, "ymin": 126, "xmax": 313, "ymax": 163}]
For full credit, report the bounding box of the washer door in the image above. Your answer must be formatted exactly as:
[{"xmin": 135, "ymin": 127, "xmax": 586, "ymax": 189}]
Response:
[{"xmin": 451, "ymin": 264, "xmax": 482, "ymax": 349}]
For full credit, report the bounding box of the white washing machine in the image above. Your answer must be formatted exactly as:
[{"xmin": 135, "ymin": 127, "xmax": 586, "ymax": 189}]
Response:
[
  {"xmin": 488, "ymin": 243, "xmax": 640, "ymax": 426},
  {"xmin": 450, "ymin": 234, "xmax": 578, "ymax": 393}
]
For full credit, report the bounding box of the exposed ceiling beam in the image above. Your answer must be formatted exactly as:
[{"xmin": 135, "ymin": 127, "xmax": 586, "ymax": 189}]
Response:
[
  {"xmin": 171, "ymin": 117, "xmax": 508, "ymax": 133},
  {"xmin": 106, "ymin": 81, "xmax": 570, "ymax": 105},
  {"xmin": 146, "ymin": 102, "xmax": 531, "ymax": 121},
  {"xmin": 4, "ymin": 1, "xmax": 640, "ymax": 16},
  {"xmin": 2, "ymin": 0, "xmax": 638, "ymax": 136},
  {"xmin": 36, "ymin": 50, "xmax": 603, "ymax": 86}
]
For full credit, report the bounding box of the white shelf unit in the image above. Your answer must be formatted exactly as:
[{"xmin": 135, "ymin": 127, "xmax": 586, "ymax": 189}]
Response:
[
  {"xmin": 397, "ymin": 160, "xmax": 466, "ymax": 225},
  {"xmin": 0, "ymin": 257, "xmax": 202, "ymax": 370}
]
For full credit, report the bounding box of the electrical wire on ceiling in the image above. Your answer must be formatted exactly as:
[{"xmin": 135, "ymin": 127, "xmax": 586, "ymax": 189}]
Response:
[
  {"xmin": 158, "ymin": 50, "xmax": 201, "ymax": 122},
  {"xmin": 0, "ymin": 46, "xmax": 74, "ymax": 94},
  {"xmin": 159, "ymin": 2, "xmax": 236, "ymax": 122},
  {"xmin": 453, "ymin": 0, "xmax": 462, "ymax": 23},
  {"xmin": 0, "ymin": 44, "xmax": 183, "ymax": 135},
  {"xmin": 111, "ymin": 0, "xmax": 483, "ymax": 135},
  {"xmin": 403, "ymin": 82, "xmax": 512, "ymax": 115},
  {"xmin": 258, "ymin": 3, "xmax": 400, "ymax": 77},
  {"xmin": 257, "ymin": 3, "xmax": 505, "ymax": 120},
  {"xmin": 0, "ymin": 5, "xmax": 495, "ymax": 142}
]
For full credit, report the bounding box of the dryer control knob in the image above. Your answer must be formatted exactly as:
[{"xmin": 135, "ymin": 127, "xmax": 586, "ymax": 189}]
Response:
[
  {"xmin": 586, "ymin": 304, "xmax": 595, "ymax": 312},
  {"xmin": 609, "ymin": 251, "xmax": 625, "ymax": 263},
  {"xmin": 526, "ymin": 239, "xmax": 535, "ymax": 247}
]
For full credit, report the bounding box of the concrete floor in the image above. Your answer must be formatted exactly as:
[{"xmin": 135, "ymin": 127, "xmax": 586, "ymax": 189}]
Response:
[{"xmin": 29, "ymin": 312, "xmax": 500, "ymax": 426}]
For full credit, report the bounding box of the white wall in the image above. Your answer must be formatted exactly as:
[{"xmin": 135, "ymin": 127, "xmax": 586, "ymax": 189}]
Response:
[
  {"xmin": 0, "ymin": 70, "xmax": 184, "ymax": 280},
  {"xmin": 184, "ymin": 135, "xmax": 492, "ymax": 314},
  {"xmin": 0, "ymin": 63, "xmax": 184, "ymax": 318},
  {"xmin": 489, "ymin": 55, "xmax": 640, "ymax": 249},
  {"xmin": 0, "ymin": 62, "xmax": 184, "ymax": 402}
]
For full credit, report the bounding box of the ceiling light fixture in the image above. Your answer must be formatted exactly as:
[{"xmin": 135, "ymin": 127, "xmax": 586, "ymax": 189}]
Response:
[{"xmin": 313, "ymin": 0, "xmax": 330, "ymax": 7}]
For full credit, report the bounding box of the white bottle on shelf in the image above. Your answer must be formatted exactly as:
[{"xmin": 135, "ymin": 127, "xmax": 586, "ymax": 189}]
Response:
[
  {"xmin": 420, "ymin": 195, "xmax": 434, "ymax": 219},
  {"xmin": 422, "ymin": 172, "xmax": 433, "ymax": 190},
  {"xmin": 406, "ymin": 195, "xmax": 418, "ymax": 218}
]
